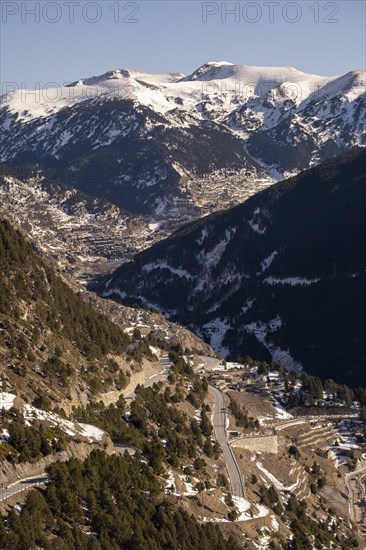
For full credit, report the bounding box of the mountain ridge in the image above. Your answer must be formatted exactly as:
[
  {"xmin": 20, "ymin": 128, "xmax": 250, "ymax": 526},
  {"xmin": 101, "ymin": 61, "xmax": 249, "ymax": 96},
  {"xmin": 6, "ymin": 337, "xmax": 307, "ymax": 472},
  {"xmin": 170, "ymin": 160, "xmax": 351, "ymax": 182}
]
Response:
[
  {"xmin": 0, "ymin": 61, "xmax": 364, "ymax": 214},
  {"xmin": 95, "ymin": 150, "xmax": 366, "ymax": 386}
]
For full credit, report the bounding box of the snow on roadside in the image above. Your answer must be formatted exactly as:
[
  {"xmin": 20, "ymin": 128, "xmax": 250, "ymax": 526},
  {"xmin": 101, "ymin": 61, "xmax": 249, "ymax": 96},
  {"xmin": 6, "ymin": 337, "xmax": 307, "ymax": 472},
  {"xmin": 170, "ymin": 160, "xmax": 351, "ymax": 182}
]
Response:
[
  {"xmin": 235, "ymin": 500, "xmax": 269, "ymax": 521},
  {"xmin": 201, "ymin": 516, "xmax": 229, "ymax": 523},
  {"xmin": 255, "ymin": 504, "xmax": 270, "ymax": 518},
  {"xmin": 232, "ymin": 495, "xmax": 251, "ymax": 514},
  {"xmin": 219, "ymin": 495, "xmax": 270, "ymax": 522},
  {"xmin": 165, "ymin": 473, "xmax": 271, "ymax": 525},
  {"xmin": 226, "ymin": 414, "xmax": 230, "ymax": 430}
]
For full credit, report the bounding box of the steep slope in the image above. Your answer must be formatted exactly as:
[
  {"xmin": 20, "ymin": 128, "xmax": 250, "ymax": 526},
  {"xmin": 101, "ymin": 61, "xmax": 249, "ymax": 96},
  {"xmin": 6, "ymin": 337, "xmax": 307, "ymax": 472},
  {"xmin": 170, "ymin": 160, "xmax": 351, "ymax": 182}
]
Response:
[
  {"xmin": 0, "ymin": 62, "xmax": 364, "ymax": 214},
  {"xmin": 97, "ymin": 150, "xmax": 366, "ymax": 385},
  {"xmin": 0, "ymin": 217, "xmax": 176, "ymax": 408},
  {"xmin": 246, "ymin": 70, "xmax": 366, "ymax": 173}
]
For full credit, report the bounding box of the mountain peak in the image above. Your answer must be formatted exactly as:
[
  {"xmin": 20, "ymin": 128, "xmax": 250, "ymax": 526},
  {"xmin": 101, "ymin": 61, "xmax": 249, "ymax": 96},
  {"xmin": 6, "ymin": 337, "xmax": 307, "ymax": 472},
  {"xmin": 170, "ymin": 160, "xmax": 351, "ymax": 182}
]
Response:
[
  {"xmin": 206, "ymin": 61, "xmax": 234, "ymax": 66},
  {"xmin": 180, "ymin": 61, "xmax": 332, "ymax": 85},
  {"xmin": 67, "ymin": 68, "xmax": 139, "ymax": 87}
]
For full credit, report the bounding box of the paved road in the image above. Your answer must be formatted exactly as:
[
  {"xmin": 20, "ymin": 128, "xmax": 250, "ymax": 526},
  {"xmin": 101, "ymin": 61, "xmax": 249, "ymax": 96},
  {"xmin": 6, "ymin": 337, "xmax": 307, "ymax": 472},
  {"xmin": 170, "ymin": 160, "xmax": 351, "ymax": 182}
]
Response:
[
  {"xmin": 0, "ymin": 354, "xmax": 174, "ymax": 503},
  {"xmin": 125, "ymin": 353, "xmax": 219, "ymax": 400},
  {"xmin": 0, "ymin": 474, "xmax": 48, "ymax": 502},
  {"xmin": 114, "ymin": 444, "xmax": 137, "ymax": 456},
  {"xmin": 345, "ymin": 467, "xmax": 366, "ymax": 524},
  {"xmin": 0, "ymin": 447, "xmax": 139, "ymax": 503},
  {"xmin": 194, "ymin": 356, "xmax": 221, "ymax": 374},
  {"xmin": 275, "ymin": 414, "xmax": 360, "ymax": 431},
  {"xmin": 125, "ymin": 353, "xmax": 173, "ymax": 400},
  {"xmin": 208, "ymin": 384, "xmax": 246, "ymax": 499},
  {"xmin": 0, "ymin": 354, "xmax": 220, "ymax": 504},
  {"xmin": 145, "ymin": 354, "xmax": 172, "ymax": 387}
]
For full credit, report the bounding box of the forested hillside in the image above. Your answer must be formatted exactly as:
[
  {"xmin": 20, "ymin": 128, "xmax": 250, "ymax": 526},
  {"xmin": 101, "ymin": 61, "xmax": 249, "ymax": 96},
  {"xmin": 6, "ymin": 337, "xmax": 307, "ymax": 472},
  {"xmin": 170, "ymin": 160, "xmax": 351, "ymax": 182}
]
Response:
[
  {"xmin": 0, "ymin": 450, "xmax": 240, "ymax": 550},
  {"xmin": 98, "ymin": 150, "xmax": 366, "ymax": 385},
  {"xmin": 0, "ymin": 218, "xmax": 157, "ymax": 405}
]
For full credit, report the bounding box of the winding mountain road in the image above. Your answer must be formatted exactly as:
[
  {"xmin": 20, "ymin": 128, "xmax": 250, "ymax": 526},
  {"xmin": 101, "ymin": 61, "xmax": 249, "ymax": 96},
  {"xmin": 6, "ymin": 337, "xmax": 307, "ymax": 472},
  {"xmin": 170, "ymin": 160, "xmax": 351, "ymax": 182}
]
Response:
[
  {"xmin": 194, "ymin": 356, "xmax": 221, "ymax": 374},
  {"xmin": 1, "ymin": 355, "xmax": 239, "ymax": 505},
  {"xmin": 345, "ymin": 467, "xmax": 366, "ymax": 524},
  {"xmin": 0, "ymin": 474, "xmax": 48, "ymax": 502},
  {"xmin": 208, "ymin": 384, "xmax": 246, "ymax": 499},
  {"xmin": 125, "ymin": 353, "xmax": 172, "ymax": 400}
]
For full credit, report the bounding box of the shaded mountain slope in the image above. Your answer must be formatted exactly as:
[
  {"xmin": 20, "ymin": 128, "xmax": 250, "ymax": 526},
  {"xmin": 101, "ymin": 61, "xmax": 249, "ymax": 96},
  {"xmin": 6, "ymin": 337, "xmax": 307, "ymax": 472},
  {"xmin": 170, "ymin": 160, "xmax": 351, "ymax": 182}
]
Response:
[{"xmin": 97, "ymin": 150, "xmax": 366, "ymax": 385}]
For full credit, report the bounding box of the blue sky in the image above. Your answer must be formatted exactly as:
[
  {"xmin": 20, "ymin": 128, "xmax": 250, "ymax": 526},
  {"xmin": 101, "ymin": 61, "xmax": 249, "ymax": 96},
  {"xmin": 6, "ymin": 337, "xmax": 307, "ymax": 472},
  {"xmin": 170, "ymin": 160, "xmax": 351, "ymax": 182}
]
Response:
[{"xmin": 1, "ymin": 1, "xmax": 365, "ymax": 88}]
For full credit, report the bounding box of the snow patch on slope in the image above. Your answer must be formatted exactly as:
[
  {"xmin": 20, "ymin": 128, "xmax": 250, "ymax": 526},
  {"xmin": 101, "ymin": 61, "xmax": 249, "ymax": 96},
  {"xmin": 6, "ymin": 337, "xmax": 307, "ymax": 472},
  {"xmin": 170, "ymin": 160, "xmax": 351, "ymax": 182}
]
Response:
[
  {"xmin": 245, "ymin": 317, "xmax": 302, "ymax": 372},
  {"xmin": 257, "ymin": 462, "xmax": 299, "ymax": 492},
  {"xmin": 0, "ymin": 393, "xmax": 16, "ymax": 411},
  {"xmin": 142, "ymin": 261, "xmax": 192, "ymax": 279},
  {"xmin": 23, "ymin": 404, "xmax": 105, "ymax": 442},
  {"xmin": 264, "ymin": 276, "xmax": 320, "ymax": 286}
]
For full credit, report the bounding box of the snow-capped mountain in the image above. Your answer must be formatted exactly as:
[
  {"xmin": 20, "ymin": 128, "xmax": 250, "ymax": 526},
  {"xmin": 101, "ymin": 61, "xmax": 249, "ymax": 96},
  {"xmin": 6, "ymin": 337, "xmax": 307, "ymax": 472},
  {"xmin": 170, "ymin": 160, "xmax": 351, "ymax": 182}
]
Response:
[
  {"xmin": 0, "ymin": 62, "xmax": 364, "ymax": 214},
  {"xmin": 95, "ymin": 150, "xmax": 366, "ymax": 386}
]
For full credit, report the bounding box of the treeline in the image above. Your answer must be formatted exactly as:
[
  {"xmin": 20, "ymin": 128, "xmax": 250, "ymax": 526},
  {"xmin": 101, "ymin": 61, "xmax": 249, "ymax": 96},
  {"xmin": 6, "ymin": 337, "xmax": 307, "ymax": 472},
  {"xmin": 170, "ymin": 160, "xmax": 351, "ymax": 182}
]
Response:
[{"xmin": 0, "ymin": 451, "xmax": 240, "ymax": 550}]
